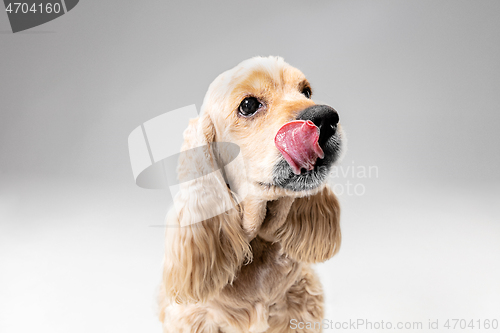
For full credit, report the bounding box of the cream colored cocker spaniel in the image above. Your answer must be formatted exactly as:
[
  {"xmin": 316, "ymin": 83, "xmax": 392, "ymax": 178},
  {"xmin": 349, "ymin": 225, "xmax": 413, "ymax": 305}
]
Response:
[{"xmin": 159, "ymin": 56, "xmax": 346, "ymax": 333}]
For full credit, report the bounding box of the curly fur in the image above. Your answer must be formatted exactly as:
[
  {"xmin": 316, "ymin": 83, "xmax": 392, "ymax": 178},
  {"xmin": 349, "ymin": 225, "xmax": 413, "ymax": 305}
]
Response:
[{"xmin": 159, "ymin": 56, "xmax": 344, "ymax": 332}]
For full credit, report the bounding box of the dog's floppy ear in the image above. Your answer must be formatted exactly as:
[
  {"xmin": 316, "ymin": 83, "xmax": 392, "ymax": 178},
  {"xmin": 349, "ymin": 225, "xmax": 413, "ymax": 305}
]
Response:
[
  {"xmin": 276, "ymin": 186, "xmax": 341, "ymax": 262},
  {"xmin": 162, "ymin": 113, "xmax": 251, "ymax": 303}
]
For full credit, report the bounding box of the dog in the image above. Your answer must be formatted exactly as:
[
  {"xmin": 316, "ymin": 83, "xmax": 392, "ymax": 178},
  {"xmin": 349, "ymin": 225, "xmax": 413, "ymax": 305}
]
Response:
[{"xmin": 159, "ymin": 56, "xmax": 345, "ymax": 332}]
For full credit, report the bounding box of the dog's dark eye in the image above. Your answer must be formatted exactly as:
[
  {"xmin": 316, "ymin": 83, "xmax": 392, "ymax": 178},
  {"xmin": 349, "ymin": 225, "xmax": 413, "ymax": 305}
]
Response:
[
  {"xmin": 302, "ymin": 86, "xmax": 312, "ymax": 99},
  {"xmin": 239, "ymin": 97, "xmax": 262, "ymax": 116}
]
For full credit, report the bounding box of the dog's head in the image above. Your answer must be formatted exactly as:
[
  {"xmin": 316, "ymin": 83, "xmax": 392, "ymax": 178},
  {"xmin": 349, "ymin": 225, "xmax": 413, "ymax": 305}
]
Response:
[{"xmin": 199, "ymin": 56, "xmax": 345, "ymax": 198}]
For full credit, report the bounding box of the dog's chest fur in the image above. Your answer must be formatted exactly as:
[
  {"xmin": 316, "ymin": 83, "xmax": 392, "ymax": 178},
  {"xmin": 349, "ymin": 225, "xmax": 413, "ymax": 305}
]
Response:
[
  {"xmin": 226, "ymin": 237, "xmax": 301, "ymax": 300},
  {"xmin": 207, "ymin": 237, "xmax": 303, "ymax": 332}
]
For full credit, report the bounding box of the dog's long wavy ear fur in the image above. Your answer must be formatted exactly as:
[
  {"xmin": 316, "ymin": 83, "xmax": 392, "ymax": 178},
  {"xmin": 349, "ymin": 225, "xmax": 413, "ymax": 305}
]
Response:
[
  {"xmin": 161, "ymin": 114, "xmax": 251, "ymax": 304},
  {"xmin": 276, "ymin": 186, "xmax": 341, "ymax": 263}
]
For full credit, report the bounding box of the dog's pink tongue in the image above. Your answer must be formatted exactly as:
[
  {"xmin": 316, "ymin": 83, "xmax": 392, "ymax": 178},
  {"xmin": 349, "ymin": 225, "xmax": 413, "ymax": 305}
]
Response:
[{"xmin": 275, "ymin": 120, "xmax": 324, "ymax": 175}]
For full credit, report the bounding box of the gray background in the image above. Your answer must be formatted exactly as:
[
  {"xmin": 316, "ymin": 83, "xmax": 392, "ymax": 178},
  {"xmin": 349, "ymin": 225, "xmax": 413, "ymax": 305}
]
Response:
[{"xmin": 1, "ymin": 1, "xmax": 499, "ymax": 332}]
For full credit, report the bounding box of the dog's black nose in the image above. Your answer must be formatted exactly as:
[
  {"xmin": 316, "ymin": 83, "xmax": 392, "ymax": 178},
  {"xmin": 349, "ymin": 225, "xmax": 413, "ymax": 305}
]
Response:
[{"xmin": 296, "ymin": 105, "xmax": 339, "ymax": 147}]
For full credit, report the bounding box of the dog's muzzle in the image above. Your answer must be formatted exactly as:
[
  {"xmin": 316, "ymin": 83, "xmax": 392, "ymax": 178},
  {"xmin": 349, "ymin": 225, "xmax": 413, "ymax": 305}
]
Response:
[
  {"xmin": 296, "ymin": 105, "xmax": 339, "ymax": 148},
  {"xmin": 275, "ymin": 105, "xmax": 340, "ymax": 175},
  {"xmin": 272, "ymin": 105, "xmax": 342, "ymax": 191}
]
